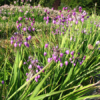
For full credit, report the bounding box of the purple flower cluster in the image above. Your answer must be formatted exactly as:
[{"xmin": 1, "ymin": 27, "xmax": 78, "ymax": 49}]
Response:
[
  {"xmin": 25, "ymin": 56, "xmax": 44, "ymax": 82},
  {"xmin": 43, "ymin": 6, "xmax": 89, "ymax": 27},
  {"xmin": 10, "ymin": 32, "xmax": 31, "ymax": 48},
  {"xmin": 16, "ymin": 16, "xmax": 35, "ymax": 32},
  {"xmin": 44, "ymin": 45, "xmax": 86, "ymax": 67}
]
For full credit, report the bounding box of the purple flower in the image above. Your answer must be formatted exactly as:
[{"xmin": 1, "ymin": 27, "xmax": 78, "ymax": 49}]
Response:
[
  {"xmin": 73, "ymin": 63, "xmax": 76, "ymax": 66},
  {"xmin": 38, "ymin": 75, "xmax": 40, "ymax": 78},
  {"xmin": 60, "ymin": 53, "xmax": 63, "ymax": 57},
  {"xmin": 28, "ymin": 64, "xmax": 32, "ymax": 69},
  {"xmin": 78, "ymin": 52, "xmax": 80, "ymax": 55},
  {"xmin": 24, "ymin": 42, "xmax": 29, "ymax": 47},
  {"xmin": 48, "ymin": 58, "xmax": 51, "ymax": 62},
  {"xmin": 1, "ymin": 80, "xmax": 4, "ymax": 84},
  {"xmin": 61, "ymin": 14, "xmax": 63, "ymax": 18},
  {"xmin": 23, "ymin": 62, "xmax": 26, "ymax": 64},
  {"xmin": 14, "ymin": 43, "xmax": 17, "ymax": 47},
  {"xmin": 19, "ymin": 43, "xmax": 21, "ymax": 47},
  {"xmin": 16, "ymin": 20, "xmax": 19, "ymax": 23},
  {"xmin": 26, "ymin": 73, "xmax": 28, "ymax": 76},
  {"xmin": 19, "ymin": 23, "xmax": 22, "ymax": 27},
  {"xmin": 53, "ymin": 56, "xmax": 57, "ymax": 61},
  {"xmin": 66, "ymin": 50, "xmax": 69, "ymax": 54},
  {"xmin": 45, "ymin": 44, "xmax": 48, "ymax": 48},
  {"xmin": 26, "ymin": 17, "xmax": 28, "ymax": 20},
  {"xmin": 35, "ymin": 78, "xmax": 38, "ymax": 82},
  {"xmin": 84, "ymin": 56, "xmax": 86, "ymax": 58},
  {"xmin": 76, "ymin": 21, "xmax": 78, "ymax": 24},
  {"xmin": 60, "ymin": 63, "xmax": 63, "ymax": 67},
  {"xmin": 28, "ymin": 35, "xmax": 31, "ymax": 40},
  {"xmin": 47, "ymin": 11, "xmax": 50, "ymax": 14},
  {"xmin": 63, "ymin": 7, "xmax": 65, "ymax": 10},
  {"xmin": 36, "ymin": 69, "xmax": 38, "ymax": 73},
  {"xmin": 19, "ymin": 17, "xmax": 22, "ymax": 21},
  {"xmin": 11, "ymin": 40, "xmax": 13, "ymax": 45},
  {"xmin": 69, "ymin": 58, "xmax": 72, "ymax": 61},
  {"xmin": 23, "ymin": 27, "xmax": 27, "ymax": 32},
  {"xmin": 26, "ymin": 78, "xmax": 29, "ymax": 81},
  {"xmin": 58, "ymin": 58, "xmax": 61, "ymax": 62},
  {"xmin": 47, "ymin": 16, "xmax": 49, "ymax": 20},
  {"xmin": 31, "ymin": 22, "xmax": 34, "ymax": 26},
  {"xmin": 44, "ymin": 9, "xmax": 47, "ymax": 13},
  {"xmin": 65, "ymin": 61, "xmax": 68, "ymax": 66},
  {"xmin": 81, "ymin": 18, "xmax": 84, "ymax": 22},
  {"xmin": 79, "ymin": 6, "xmax": 82, "ymax": 10},
  {"xmin": 72, "ymin": 56, "xmax": 74, "ymax": 59},
  {"xmin": 53, "ymin": 20, "xmax": 56, "ymax": 24},
  {"xmin": 29, "ymin": 17, "xmax": 31, "ymax": 21},
  {"xmin": 52, "ymin": 7, "xmax": 54, "ymax": 10},
  {"xmin": 59, "ymin": 10, "xmax": 61, "ymax": 13},
  {"xmin": 28, "ymin": 26, "xmax": 31, "ymax": 32},
  {"xmin": 44, "ymin": 17, "xmax": 46, "ymax": 20},
  {"xmin": 46, "ymin": 20, "xmax": 49, "ymax": 24},
  {"xmin": 73, "ymin": 12, "xmax": 76, "ymax": 16},
  {"xmin": 65, "ymin": 7, "xmax": 68, "ymax": 10},
  {"xmin": 26, "ymin": 38, "xmax": 28, "ymax": 41},
  {"xmin": 37, "ymin": 65, "xmax": 40, "ymax": 69},
  {"xmin": 70, "ymin": 51, "xmax": 74, "ymax": 56},
  {"xmin": 69, "ymin": 18, "xmax": 72, "ymax": 21},
  {"xmin": 32, "ymin": 28, "xmax": 35, "ymax": 31},
  {"xmin": 80, "ymin": 62, "xmax": 82, "ymax": 65},
  {"xmin": 44, "ymin": 52, "xmax": 47, "ymax": 56}
]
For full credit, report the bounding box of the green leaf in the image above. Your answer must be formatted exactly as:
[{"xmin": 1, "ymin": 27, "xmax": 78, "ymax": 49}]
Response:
[
  {"xmin": 76, "ymin": 95, "xmax": 100, "ymax": 100},
  {"xmin": 30, "ymin": 86, "xmax": 80, "ymax": 100},
  {"xmin": 61, "ymin": 65, "xmax": 74, "ymax": 89},
  {"xmin": 29, "ymin": 70, "xmax": 52, "ymax": 99}
]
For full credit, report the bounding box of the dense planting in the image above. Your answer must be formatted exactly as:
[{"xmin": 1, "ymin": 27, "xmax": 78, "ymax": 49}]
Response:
[{"xmin": 0, "ymin": 3, "xmax": 100, "ymax": 100}]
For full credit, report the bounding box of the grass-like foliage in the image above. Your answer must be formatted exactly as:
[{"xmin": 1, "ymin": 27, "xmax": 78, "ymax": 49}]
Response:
[{"xmin": 0, "ymin": 4, "xmax": 100, "ymax": 100}]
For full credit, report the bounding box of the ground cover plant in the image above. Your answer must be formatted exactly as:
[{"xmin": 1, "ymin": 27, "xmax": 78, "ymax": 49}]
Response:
[{"xmin": 0, "ymin": 2, "xmax": 100, "ymax": 100}]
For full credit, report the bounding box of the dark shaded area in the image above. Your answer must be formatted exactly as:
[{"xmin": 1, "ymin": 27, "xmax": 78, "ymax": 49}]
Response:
[
  {"xmin": 0, "ymin": 0, "xmax": 100, "ymax": 15},
  {"xmin": 52, "ymin": 0, "xmax": 61, "ymax": 10}
]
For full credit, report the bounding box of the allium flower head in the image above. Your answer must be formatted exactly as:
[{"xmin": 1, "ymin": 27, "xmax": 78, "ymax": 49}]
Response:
[
  {"xmin": 28, "ymin": 26, "xmax": 31, "ymax": 32},
  {"xmin": 60, "ymin": 53, "xmax": 63, "ymax": 57},
  {"xmin": 32, "ymin": 28, "xmax": 35, "ymax": 31},
  {"xmin": 28, "ymin": 35, "xmax": 31, "ymax": 40},
  {"xmin": 60, "ymin": 63, "xmax": 63, "ymax": 67},
  {"xmin": 73, "ymin": 63, "xmax": 76, "ymax": 66},
  {"xmin": 66, "ymin": 50, "xmax": 69, "ymax": 54},
  {"xmin": 24, "ymin": 42, "xmax": 29, "ymax": 47},
  {"xmin": 18, "ymin": 17, "xmax": 22, "ymax": 21},
  {"xmin": 52, "ymin": 7, "xmax": 54, "ymax": 10},
  {"xmin": 45, "ymin": 43, "xmax": 49, "ymax": 48},
  {"xmin": 73, "ymin": 12, "xmax": 76, "ymax": 16},
  {"xmin": 44, "ymin": 9, "xmax": 47, "ymax": 13},
  {"xmin": 81, "ymin": 18, "xmax": 84, "ymax": 22},
  {"xmin": 14, "ymin": 43, "xmax": 17, "ymax": 47},
  {"xmin": 1, "ymin": 80, "xmax": 4, "ymax": 84},
  {"xmin": 31, "ymin": 22, "xmax": 33, "ymax": 26},
  {"xmin": 44, "ymin": 17, "xmax": 46, "ymax": 20},
  {"xmin": 53, "ymin": 20, "xmax": 56, "ymax": 24},
  {"xmin": 48, "ymin": 58, "xmax": 51, "ymax": 62},
  {"xmin": 44, "ymin": 52, "xmax": 47, "ymax": 56},
  {"xmin": 70, "ymin": 51, "xmax": 74, "ymax": 56},
  {"xmin": 63, "ymin": 7, "xmax": 65, "ymax": 10},
  {"xmin": 28, "ymin": 64, "xmax": 32, "ymax": 69},
  {"xmin": 23, "ymin": 27, "xmax": 27, "ymax": 32},
  {"xmin": 65, "ymin": 61, "xmax": 68, "ymax": 66}
]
